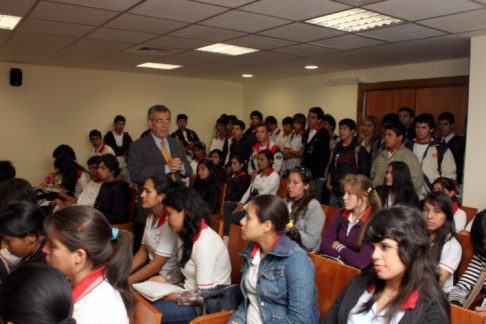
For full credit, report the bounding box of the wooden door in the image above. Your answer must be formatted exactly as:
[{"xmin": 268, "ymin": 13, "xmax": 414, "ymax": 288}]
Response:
[{"xmin": 365, "ymin": 89, "xmax": 416, "ymax": 123}]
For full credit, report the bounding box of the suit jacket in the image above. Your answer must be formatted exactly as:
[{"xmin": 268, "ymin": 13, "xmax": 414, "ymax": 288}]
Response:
[
  {"xmin": 301, "ymin": 126, "xmax": 331, "ymax": 179},
  {"xmin": 446, "ymin": 135, "xmax": 465, "ymax": 184},
  {"xmin": 170, "ymin": 128, "xmax": 200, "ymax": 148},
  {"xmin": 104, "ymin": 131, "xmax": 133, "ymax": 156},
  {"xmin": 128, "ymin": 133, "xmax": 192, "ymax": 185}
]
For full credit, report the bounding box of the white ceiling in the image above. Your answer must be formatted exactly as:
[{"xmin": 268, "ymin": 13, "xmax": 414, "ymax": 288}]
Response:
[{"xmin": 0, "ymin": 0, "xmax": 485, "ymax": 81}]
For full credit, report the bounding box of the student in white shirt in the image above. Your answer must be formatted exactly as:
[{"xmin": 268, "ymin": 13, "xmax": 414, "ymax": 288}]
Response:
[
  {"xmin": 150, "ymin": 187, "xmax": 231, "ymax": 323},
  {"xmin": 432, "ymin": 177, "xmax": 467, "ymax": 232},
  {"xmin": 53, "ymin": 153, "xmax": 90, "ymax": 198},
  {"xmin": 283, "ymin": 113, "xmax": 306, "ymax": 176},
  {"xmin": 0, "ymin": 263, "xmax": 75, "ymax": 324},
  {"xmin": 88, "ymin": 129, "xmax": 116, "ymax": 158},
  {"xmin": 43, "ymin": 206, "xmax": 135, "ymax": 324},
  {"xmin": 423, "ymin": 191, "xmax": 462, "ymax": 294},
  {"xmin": 129, "ymin": 175, "xmax": 179, "ymax": 284}
]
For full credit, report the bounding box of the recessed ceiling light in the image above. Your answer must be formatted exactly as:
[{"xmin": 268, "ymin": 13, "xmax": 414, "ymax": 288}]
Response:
[
  {"xmin": 242, "ymin": 74, "xmax": 253, "ymax": 78},
  {"xmin": 0, "ymin": 15, "xmax": 22, "ymax": 30},
  {"xmin": 196, "ymin": 43, "xmax": 259, "ymax": 56},
  {"xmin": 137, "ymin": 62, "xmax": 182, "ymax": 70},
  {"xmin": 305, "ymin": 65, "xmax": 318, "ymax": 70},
  {"xmin": 306, "ymin": 8, "xmax": 403, "ymax": 32}
]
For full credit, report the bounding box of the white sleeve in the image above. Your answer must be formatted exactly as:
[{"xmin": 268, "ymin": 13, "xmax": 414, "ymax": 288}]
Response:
[
  {"xmin": 439, "ymin": 238, "xmax": 462, "ymax": 274},
  {"xmin": 154, "ymin": 224, "xmax": 178, "ymax": 258},
  {"xmin": 106, "ymin": 145, "xmax": 116, "ymax": 156},
  {"xmin": 259, "ymin": 173, "xmax": 281, "ymax": 195},
  {"xmin": 193, "ymin": 242, "xmax": 217, "ymax": 289},
  {"xmin": 466, "ymin": 217, "xmax": 475, "ymax": 232},
  {"xmin": 454, "ymin": 209, "xmax": 467, "ymax": 232},
  {"xmin": 140, "ymin": 218, "xmax": 152, "ymax": 246}
]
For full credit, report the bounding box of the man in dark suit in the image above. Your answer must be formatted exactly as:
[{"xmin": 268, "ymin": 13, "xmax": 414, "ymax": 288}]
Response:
[
  {"xmin": 438, "ymin": 112, "xmax": 465, "ymax": 185},
  {"xmin": 129, "ymin": 105, "xmax": 192, "ymax": 250}
]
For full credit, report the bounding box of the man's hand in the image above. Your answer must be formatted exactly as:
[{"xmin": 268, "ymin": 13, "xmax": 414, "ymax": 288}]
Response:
[{"xmin": 168, "ymin": 158, "xmax": 182, "ymax": 173}]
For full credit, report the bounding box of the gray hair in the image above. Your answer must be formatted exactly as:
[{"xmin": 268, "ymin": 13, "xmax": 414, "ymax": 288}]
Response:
[{"xmin": 147, "ymin": 105, "xmax": 171, "ymax": 120}]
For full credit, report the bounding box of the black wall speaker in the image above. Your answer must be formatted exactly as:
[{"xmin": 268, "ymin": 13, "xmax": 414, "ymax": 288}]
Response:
[{"xmin": 10, "ymin": 68, "xmax": 22, "ymax": 86}]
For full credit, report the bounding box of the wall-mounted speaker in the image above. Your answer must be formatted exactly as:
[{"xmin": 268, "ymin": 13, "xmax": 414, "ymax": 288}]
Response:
[{"xmin": 10, "ymin": 68, "xmax": 22, "ymax": 86}]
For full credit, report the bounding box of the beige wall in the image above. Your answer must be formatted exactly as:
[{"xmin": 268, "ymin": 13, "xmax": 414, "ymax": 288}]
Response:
[
  {"xmin": 243, "ymin": 59, "xmax": 470, "ymax": 124},
  {"xmin": 0, "ymin": 63, "xmax": 243, "ymax": 185},
  {"xmin": 463, "ymin": 36, "xmax": 486, "ymax": 210}
]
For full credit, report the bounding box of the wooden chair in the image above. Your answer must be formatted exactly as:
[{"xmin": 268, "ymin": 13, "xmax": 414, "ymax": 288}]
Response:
[
  {"xmin": 211, "ymin": 218, "xmax": 224, "ymax": 238},
  {"xmin": 308, "ymin": 252, "xmax": 360, "ymax": 320},
  {"xmin": 462, "ymin": 206, "xmax": 479, "ymax": 226},
  {"xmin": 321, "ymin": 205, "xmax": 340, "ymax": 233},
  {"xmin": 189, "ymin": 310, "xmax": 233, "ymax": 324},
  {"xmin": 127, "ymin": 187, "xmax": 138, "ymax": 223},
  {"xmin": 457, "ymin": 233, "xmax": 475, "ymax": 280},
  {"xmin": 451, "ymin": 304, "xmax": 485, "ymax": 324},
  {"xmin": 112, "ymin": 222, "xmax": 134, "ymax": 233},
  {"xmin": 133, "ymin": 291, "xmax": 162, "ymax": 324},
  {"xmin": 228, "ymin": 224, "xmax": 248, "ymax": 284},
  {"xmin": 276, "ymin": 178, "xmax": 288, "ymax": 199},
  {"xmin": 215, "ymin": 182, "xmax": 227, "ymax": 215}
]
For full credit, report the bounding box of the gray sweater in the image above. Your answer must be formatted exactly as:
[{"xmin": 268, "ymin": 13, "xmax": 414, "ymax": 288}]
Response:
[{"xmin": 289, "ymin": 198, "xmax": 326, "ymax": 252}]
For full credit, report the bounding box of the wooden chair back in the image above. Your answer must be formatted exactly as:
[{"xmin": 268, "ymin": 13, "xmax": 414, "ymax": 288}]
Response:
[
  {"xmin": 211, "ymin": 218, "xmax": 224, "ymax": 238},
  {"xmin": 133, "ymin": 291, "xmax": 162, "ymax": 324},
  {"xmin": 127, "ymin": 187, "xmax": 138, "ymax": 222},
  {"xmin": 321, "ymin": 205, "xmax": 340, "ymax": 234},
  {"xmin": 228, "ymin": 224, "xmax": 248, "ymax": 284},
  {"xmin": 462, "ymin": 206, "xmax": 478, "ymax": 226},
  {"xmin": 216, "ymin": 182, "xmax": 227, "ymax": 215},
  {"xmin": 457, "ymin": 233, "xmax": 475, "ymax": 280},
  {"xmin": 451, "ymin": 304, "xmax": 485, "ymax": 324},
  {"xmin": 189, "ymin": 310, "xmax": 233, "ymax": 324},
  {"xmin": 308, "ymin": 252, "xmax": 360, "ymax": 320},
  {"xmin": 276, "ymin": 178, "xmax": 288, "ymax": 199},
  {"xmin": 189, "ymin": 176, "xmax": 196, "ymax": 188},
  {"xmin": 112, "ymin": 222, "xmax": 134, "ymax": 233}
]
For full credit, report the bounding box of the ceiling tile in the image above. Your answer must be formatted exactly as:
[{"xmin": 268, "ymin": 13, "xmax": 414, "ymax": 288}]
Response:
[
  {"xmin": 358, "ymin": 23, "xmax": 447, "ymax": 42},
  {"xmin": 217, "ymin": 56, "xmax": 262, "ymax": 65},
  {"xmin": 419, "ymin": 8, "xmax": 486, "ymax": 33},
  {"xmin": 48, "ymin": 0, "xmax": 143, "ymax": 12},
  {"xmin": 128, "ymin": 0, "xmax": 229, "ymax": 23},
  {"xmin": 169, "ymin": 25, "xmax": 246, "ymax": 42},
  {"xmin": 364, "ymin": 0, "xmax": 484, "ymax": 21},
  {"xmin": 2, "ymin": 42, "xmax": 63, "ymax": 55},
  {"xmin": 86, "ymin": 28, "xmax": 158, "ymax": 44},
  {"xmin": 145, "ymin": 36, "xmax": 212, "ymax": 50},
  {"xmin": 19, "ymin": 19, "xmax": 96, "ymax": 38},
  {"xmin": 311, "ymin": 34, "xmax": 386, "ymax": 50},
  {"xmin": 56, "ymin": 47, "xmax": 113, "ymax": 58},
  {"xmin": 95, "ymin": 52, "xmax": 159, "ymax": 66},
  {"xmin": 259, "ymin": 22, "xmax": 345, "ymax": 42},
  {"xmin": 240, "ymin": 0, "xmax": 350, "ymax": 21},
  {"xmin": 104, "ymin": 14, "xmax": 188, "ymax": 34},
  {"xmin": 0, "ymin": 0, "xmax": 37, "ymax": 16},
  {"xmin": 192, "ymin": 61, "xmax": 239, "ymax": 70},
  {"xmin": 192, "ymin": 0, "xmax": 257, "ymax": 8},
  {"xmin": 71, "ymin": 39, "xmax": 133, "ymax": 51},
  {"xmin": 331, "ymin": 0, "xmax": 386, "ymax": 6},
  {"xmin": 9, "ymin": 31, "xmax": 77, "ymax": 47},
  {"xmin": 45, "ymin": 55, "xmax": 101, "ymax": 63},
  {"xmin": 30, "ymin": 2, "xmax": 119, "ymax": 26},
  {"xmin": 273, "ymin": 44, "xmax": 338, "ymax": 56},
  {"xmin": 153, "ymin": 56, "xmax": 201, "ymax": 66},
  {"xmin": 0, "ymin": 30, "xmax": 12, "ymax": 42},
  {"xmin": 242, "ymin": 51, "xmax": 300, "ymax": 62},
  {"xmin": 225, "ymin": 35, "xmax": 296, "ymax": 50},
  {"xmin": 199, "ymin": 10, "xmax": 291, "ymax": 33},
  {"xmin": 170, "ymin": 50, "xmax": 229, "ymax": 61}
]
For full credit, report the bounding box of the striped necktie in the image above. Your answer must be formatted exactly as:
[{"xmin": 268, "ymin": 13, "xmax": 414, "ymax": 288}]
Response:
[{"xmin": 161, "ymin": 140, "xmax": 176, "ymax": 181}]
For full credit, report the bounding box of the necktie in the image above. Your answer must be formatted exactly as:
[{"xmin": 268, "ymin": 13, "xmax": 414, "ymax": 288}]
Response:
[
  {"xmin": 161, "ymin": 140, "xmax": 176, "ymax": 181},
  {"xmin": 441, "ymin": 138, "xmax": 446, "ymax": 145}
]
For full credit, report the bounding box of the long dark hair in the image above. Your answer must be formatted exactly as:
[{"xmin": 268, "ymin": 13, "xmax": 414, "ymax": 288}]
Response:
[
  {"xmin": 433, "ymin": 177, "xmax": 459, "ymax": 203},
  {"xmin": 151, "ymin": 175, "xmax": 180, "ymax": 196},
  {"xmin": 44, "ymin": 206, "xmax": 135, "ymax": 318},
  {"xmin": 423, "ymin": 191, "xmax": 457, "ymax": 263},
  {"xmin": 163, "ymin": 187, "xmax": 213, "ymax": 267},
  {"xmin": 0, "ymin": 178, "xmax": 37, "ymax": 209},
  {"xmin": 288, "ymin": 166, "xmax": 316, "ymax": 224},
  {"xmin": 360, "ymin": 205, "xmax": 450, "ymax": 323},
  {"xmin": 194, "ymin": 159, "xmax": 218, "ymax": 188},
  {"xmin": 470, "ymin": 210, "xmax": 486, "ymax": 258},
  {"xmin": 382, "ymin": 161, "xmax": 419, "ymax": 207},
  {"xmin": 0, "ymin": 263, "xmax": 75, "ymax": 324},
  {"xmin": 54, "ymin": 154, "xmax": 87, "ymax": 193},
  {"xmin": 251, "ymin": 195, "xmax": 302, "ymax": 247},
  {"xmin": 258, "ymin": 149, "xmax": 274, "ymax": 173},
  {"xmin": 0, "ymin": 201, "xmax": 45, "ymax": 239}
]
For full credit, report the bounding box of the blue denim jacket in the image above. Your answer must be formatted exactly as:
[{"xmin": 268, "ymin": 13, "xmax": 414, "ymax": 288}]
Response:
[{"xmin": 228, "ymin": 234, "xmax": 319, "ymax": 324}]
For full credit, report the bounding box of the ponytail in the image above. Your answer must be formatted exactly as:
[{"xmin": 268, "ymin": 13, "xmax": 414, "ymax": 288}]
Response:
[{"xmin": 286, "ymin": 226, "xmax": 303, "ymax": 248}]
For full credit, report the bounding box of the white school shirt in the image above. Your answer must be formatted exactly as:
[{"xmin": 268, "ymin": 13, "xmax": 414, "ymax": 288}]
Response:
[
  {"xmin": 141, "ymin": 211, "xmax": 178, "ymax": 276},
  {"xmin": 89, "ymin": 143, "xmax": 115, "ymax": 158},
  {"xmin": 438, "ymin": 236, "xmax": 462, "ymax": 293},
  {"xmin": 179, "ymin": 221, "xmax": 231, "ymax": 291},
  {"xmin": 240, "ymin": 169, "xmax": 280, "ymax": 209},
  {"xmin": 245, "ymin": 248, "xmax": 263, "ymax": 324},
  {"xmin": 270, "ymin": 128, "xmax": 281, "ymax": 143},
  {"xmin": 76, "ymin": 180, "xmax": 102, "ymax": 207},
  {"xmin": 74, "ymin": 171, "xmax": 90, "ymax": 198},
  {"xmin": 284, "ymin": 131, "xmax": 304, "ymax": 170},
  {"xmin": 210, "ymin": 133, "xmax": 227, "ymax": 153},
  {"xmin": 454, "ymin": 208, "xmax": 467, "ymax": 232},
  {"xmin": 73, "ymin": 267, "xmax": 129, "ymax": 324},
  {"xmin": 348, "ymin": 287, "xmax": 405, "ymax": 324}
]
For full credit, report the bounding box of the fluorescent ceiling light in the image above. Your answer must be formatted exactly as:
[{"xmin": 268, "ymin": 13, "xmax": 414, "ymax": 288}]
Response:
[
  {"xmin": 306, "ymin": 8, "xmax": 403, "ymax": 32},
  {"xmin": 137, "ymin": 62, "xmax": 182, "ymax": 70},
  {"xmin": 325, "ymin": 77, "xmax": 363, "ymax": 86},
  {"xmin": 305, "ymin": 65, "xmax": 318, "ymax": 70},
  {"xmin": 196, "ymin": 43, "xmax": 259, "ymax": 56},
  {"xmin": 242, "ymin": 74, "xmax": 253, "ymax": 78},
  {"xmin": 0, "ymin": 15, "xmax": 22, "ymax": 30}
]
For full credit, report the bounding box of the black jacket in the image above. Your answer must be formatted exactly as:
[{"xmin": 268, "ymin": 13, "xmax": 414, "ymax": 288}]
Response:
[
  {"xmin": 226, "ymin": 137, "xmax": 252, "ymax": 167},
  {"xmin": 104, "ymin": 131, "xmax": 132, "ymax": 157},
  {"xmin": 445, "ymin": 135, "xmax": 465, "ymax": 184},
  {"xmin": 329, "ymin": 138, "xmax": 370, "ymax": 195},
  {"xmin": 94, "ymin": 180, "xmax": 130, "ymax": 224},
  {"xmin": 194, "ymin": 180, "xmax": 220, "ymax": 214},
  {"xmin": 170, "ymin": 128, "xmax": 200, "ymax": 148},
  {"xmin": 301, "ymin": 126, "xmax": 331, "ymax": 179},
  {"xmin": 322, "ymin": 272, "xmax": 450, "ymax": 324}
]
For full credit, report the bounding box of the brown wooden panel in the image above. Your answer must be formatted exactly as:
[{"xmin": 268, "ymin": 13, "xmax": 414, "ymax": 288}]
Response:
[
  {"xmin": 365, "ymin": 89, "xmax": 416, "ymax": 123},
  {"xmin": 415, "ymin": 86, "xmax": 469, "ymax": 136},
  {"xmin": 451, "ymin": 304, "xmax": 485, "ymax": 324}
]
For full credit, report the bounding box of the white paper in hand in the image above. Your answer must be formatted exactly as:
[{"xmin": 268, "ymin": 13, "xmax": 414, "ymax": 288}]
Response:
[{"xmin": 132, "ymin": 281, "xmax": 186, "ymax": 302}]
